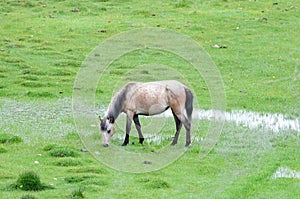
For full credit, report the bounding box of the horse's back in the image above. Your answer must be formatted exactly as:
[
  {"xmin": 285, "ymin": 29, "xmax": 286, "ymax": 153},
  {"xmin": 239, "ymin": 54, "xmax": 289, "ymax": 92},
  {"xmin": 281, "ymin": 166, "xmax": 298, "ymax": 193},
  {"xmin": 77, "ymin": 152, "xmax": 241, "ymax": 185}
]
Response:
[
  {"xmin": 142, "ymin": 80, "xmax": 186, "ymax": 91},
  {"xmin": 127, "ymin": 80, "xmax": 189, "ymax": 102},
  {"xmin": 122, "ymin": 80, "xmax": 186, "ymax": 115}
]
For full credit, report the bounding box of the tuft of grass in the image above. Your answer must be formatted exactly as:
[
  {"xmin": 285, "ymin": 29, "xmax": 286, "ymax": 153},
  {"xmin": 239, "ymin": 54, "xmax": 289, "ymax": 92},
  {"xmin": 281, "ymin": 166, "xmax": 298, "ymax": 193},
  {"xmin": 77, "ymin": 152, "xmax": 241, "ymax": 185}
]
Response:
[
  {"xmin": 71, "ymin": 186, "xmax": 85, "ymax": 199},
  {"xmin": 67, "ymin": 167, "xmax": 106, "ymax": 175},
  {"xmin": 65, "ymin": 175, "xmax": 94, "ymax": 183},
  {"xmin": 0, "ymin": 147, "xmax": 8, "ymax": 153},
  {"xmin": 42, "ymin": 143, "xmax": 58, "ymax": 151},
  {"xmin": 20, "ymin": 81, "xmax": 44, "ymax": 88},
  {"xmin": 0, "ymin": 133, "xmax": 22, "ymax": 144},
  {"xmin": 174, "ymin": 0, "xmax": 190, "ymax": 8},
  {"xmin": 149, "ymin": 180, "xmax": 170, "ymax": 189},
  {"xmin": 138, "ymin": 178, "xmax": 170, "ymax": 189},
  {"xmin": 21, "ymin": 75, "xmax": 39, "ymax": 81},
  {"xmin": 109, "ymin": 69, "xmax": 125, "ymax": 75},
  {"xmin": 54, "ymin": 158, "xmax": 82, "ymax": 167},
  {"xmin": 49, "ymin": 146, "xmax": 79, "ymax": 158},
  {"xmin": 65, "ymin": 132, "xmax": 81, "ymax": 140},
  {"xmin": 80, "ymin": 178, "xmax": 108, "ymax": 187},
  {"xmin": 7, "ymin": 136, "xmax": 23, "ymax": 144},
  {"xmin": 11, "ymin": 171, "xmax": 50, "ymax": 191},
  {"xmin": 25, "ymin": 91, "xmax": 57, "ymax": 98},
  {"xmin": 20, "ymin": 194, "xmax": 37, "ymax": 199}
]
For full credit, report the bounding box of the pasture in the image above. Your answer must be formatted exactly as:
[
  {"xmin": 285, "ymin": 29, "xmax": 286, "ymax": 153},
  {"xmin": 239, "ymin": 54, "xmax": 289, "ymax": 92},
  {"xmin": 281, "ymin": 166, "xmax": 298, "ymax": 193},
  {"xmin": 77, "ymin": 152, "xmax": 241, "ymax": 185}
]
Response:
[{"xmin": 0, "ymin": 0, "xmax": 299, "ymax": 198}]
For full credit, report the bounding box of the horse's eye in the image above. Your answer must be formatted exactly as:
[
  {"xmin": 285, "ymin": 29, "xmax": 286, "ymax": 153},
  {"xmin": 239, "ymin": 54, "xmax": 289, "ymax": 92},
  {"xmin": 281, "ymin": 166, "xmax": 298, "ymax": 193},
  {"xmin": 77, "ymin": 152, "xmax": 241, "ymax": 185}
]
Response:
[{"xmin": 107, "ymin": 129, "xmax": 111, "ymax": 134}]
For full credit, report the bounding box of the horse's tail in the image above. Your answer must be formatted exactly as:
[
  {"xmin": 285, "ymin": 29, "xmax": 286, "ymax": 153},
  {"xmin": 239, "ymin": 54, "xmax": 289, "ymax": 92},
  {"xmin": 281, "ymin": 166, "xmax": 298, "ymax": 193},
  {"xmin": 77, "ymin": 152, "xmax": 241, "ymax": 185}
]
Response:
[{"xmin": 184, "ymin": 87, "xmax": 193, "ymax": 121}]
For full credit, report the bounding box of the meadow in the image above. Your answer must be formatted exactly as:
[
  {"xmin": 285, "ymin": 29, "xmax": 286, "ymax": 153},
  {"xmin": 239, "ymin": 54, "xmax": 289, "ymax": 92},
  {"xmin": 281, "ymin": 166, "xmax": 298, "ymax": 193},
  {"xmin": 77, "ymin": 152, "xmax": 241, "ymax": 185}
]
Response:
[{"xmin": 0, "ymin": 0, "xmax": 299, "ymax": 198}]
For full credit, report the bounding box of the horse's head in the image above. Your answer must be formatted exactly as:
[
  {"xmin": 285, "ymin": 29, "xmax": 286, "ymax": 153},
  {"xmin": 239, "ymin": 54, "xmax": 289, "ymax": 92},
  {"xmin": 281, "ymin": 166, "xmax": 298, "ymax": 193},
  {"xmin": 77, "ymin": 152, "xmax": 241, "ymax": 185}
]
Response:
[{"xmin": 99, "ymin": 116, "xmax": 115, "ymax": 147}]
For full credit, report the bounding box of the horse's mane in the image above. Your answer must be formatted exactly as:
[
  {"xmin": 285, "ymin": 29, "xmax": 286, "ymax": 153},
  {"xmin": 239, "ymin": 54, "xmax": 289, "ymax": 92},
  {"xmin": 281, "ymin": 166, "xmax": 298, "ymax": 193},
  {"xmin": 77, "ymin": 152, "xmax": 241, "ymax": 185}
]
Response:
[{"xmin": 106, "ymin": 82, "xmax": 136, "ymax": 121}]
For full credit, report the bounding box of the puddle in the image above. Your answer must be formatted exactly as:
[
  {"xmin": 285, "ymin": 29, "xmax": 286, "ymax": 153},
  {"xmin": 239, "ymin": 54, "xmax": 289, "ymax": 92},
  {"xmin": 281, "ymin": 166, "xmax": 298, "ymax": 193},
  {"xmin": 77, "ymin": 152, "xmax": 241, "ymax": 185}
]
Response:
[
  {"xmin": 157, "ymin": 109, "xmax": 300, "ymax": 133},
  {"xmin": 272, "ymin": 167, "xmax": 300, "ymax": 179}
]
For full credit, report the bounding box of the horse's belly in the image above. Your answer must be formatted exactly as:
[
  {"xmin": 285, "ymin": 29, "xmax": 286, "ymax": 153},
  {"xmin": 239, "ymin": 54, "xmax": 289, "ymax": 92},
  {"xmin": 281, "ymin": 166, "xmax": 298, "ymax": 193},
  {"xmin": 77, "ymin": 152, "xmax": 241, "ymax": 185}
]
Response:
[
  {"xmin": 136, "ymin": 103, "xmax": 168, "ymax": 115},
  {"xmin": 133, "ymin": 86, "xmax": 169, "ymax": 115}
]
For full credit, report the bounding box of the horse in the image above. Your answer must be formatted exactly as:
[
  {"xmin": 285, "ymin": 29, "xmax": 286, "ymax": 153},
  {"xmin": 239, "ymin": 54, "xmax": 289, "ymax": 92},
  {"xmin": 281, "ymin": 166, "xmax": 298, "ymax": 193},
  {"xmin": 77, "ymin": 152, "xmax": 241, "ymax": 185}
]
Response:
[{"xmin": 99, "ymin": 80, "xmax": 194, "ymax": 147}]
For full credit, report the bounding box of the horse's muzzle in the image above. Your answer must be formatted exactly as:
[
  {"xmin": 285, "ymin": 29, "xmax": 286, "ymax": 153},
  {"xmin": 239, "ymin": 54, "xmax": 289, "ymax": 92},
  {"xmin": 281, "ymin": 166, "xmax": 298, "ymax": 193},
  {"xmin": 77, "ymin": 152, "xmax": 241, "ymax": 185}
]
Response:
[{"xmin": 103, "ymin": 143, "xmax": 109, "ymax": 147}]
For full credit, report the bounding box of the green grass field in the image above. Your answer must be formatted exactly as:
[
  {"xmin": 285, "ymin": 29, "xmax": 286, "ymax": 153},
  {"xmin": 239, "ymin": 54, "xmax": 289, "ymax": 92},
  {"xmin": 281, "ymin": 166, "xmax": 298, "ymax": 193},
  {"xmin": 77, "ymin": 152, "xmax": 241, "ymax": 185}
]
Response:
[{"xmin": 1, "ymin": 0, "xmax": 299, "ymax": 198}]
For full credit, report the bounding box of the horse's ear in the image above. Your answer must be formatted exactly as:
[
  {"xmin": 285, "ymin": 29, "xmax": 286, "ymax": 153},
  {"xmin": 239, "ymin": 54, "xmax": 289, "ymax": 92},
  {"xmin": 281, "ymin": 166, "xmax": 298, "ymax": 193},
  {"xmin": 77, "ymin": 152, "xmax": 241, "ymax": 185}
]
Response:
[{"xmin": 99, "ymin": 116, "xmax": 102, "ymax": 121}]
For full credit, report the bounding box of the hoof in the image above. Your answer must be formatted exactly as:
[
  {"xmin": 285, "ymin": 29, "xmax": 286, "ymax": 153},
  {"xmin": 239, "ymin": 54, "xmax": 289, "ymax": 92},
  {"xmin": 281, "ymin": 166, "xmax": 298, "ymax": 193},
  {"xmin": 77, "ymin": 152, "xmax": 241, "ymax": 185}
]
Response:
[
  {"xmin": 185, "ymin": 142, "xmax": 191, "ymax": 147},
  {"xmin": 121, "ymin": 142, "xmax": 128, "ymax": 146},
  {"xmin": 139, "ymin": 138, "xmax": 144, "ymax": 144},
  {"xmin": 171, "ymin": 141, "xmax": 177, "ymax": 146}
]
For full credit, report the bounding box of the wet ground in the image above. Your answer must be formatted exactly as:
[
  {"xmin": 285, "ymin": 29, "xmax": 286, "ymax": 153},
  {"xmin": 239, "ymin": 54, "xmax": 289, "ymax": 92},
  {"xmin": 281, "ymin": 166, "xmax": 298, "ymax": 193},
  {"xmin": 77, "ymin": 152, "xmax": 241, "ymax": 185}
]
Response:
[{"xmin": 1, "ymin": 98, "xmax": 299, "ymax": 143}]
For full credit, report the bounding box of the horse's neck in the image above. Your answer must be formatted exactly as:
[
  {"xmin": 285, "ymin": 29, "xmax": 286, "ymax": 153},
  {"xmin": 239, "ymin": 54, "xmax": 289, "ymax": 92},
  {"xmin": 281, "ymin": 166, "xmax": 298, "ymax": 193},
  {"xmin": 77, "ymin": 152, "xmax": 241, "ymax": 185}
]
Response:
[{"xmin": 106, "ymin": 90, "xmax": 125, "ymax": 119}]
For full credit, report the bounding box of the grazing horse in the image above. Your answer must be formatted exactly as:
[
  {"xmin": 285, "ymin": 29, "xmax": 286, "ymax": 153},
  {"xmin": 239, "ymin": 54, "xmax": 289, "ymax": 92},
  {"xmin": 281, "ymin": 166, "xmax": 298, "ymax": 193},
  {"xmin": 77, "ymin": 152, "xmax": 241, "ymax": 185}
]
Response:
[{"xmin": 99, "ymin": 80, "xmax": 193, "ymax": 147}]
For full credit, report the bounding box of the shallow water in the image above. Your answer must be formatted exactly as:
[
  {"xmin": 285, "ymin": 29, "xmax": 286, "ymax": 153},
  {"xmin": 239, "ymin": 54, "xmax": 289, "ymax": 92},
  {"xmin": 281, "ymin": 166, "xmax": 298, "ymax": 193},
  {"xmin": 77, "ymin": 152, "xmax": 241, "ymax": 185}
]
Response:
[
  {"xmin": 272, "ymin": 167, "xmax": 300, "ymax": 179},
  {"xmin": 157, "ymin": 108, "xmax": 300, "ymax": 134}
]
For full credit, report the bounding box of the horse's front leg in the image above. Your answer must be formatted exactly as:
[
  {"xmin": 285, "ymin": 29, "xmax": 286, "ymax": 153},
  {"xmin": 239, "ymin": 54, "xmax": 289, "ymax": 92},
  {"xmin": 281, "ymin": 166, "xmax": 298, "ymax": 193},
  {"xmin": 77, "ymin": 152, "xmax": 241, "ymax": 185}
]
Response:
[
  {"xmin": 122, "ymin": 113, "xmax": 133, "ymax": 146},
  {"xmin": 133, "ymin": 114, "xmax": 144, "ymax": 144}
]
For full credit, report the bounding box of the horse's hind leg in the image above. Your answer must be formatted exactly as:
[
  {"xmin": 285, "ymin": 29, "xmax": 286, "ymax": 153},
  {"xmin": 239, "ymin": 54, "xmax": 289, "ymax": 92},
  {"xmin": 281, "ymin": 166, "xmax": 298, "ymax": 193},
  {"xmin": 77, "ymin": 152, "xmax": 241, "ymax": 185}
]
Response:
[
  {"xmin": 173, "ymin": 112, "xmax": 191, "ymax": 147},
  {"xmin": 182, "ymin": 117, "xmax": 191, "ymax": 147},
  {"xmin": 171, "ymin": 109, "xmax": 182, "ymax": 145},
  {"xmin": 133, "ymin": 114, "xmax": 144, "ymax": 144},
  {"xmin": 184, "ymin": 87, "xmax": 193, "ymax": 146}
]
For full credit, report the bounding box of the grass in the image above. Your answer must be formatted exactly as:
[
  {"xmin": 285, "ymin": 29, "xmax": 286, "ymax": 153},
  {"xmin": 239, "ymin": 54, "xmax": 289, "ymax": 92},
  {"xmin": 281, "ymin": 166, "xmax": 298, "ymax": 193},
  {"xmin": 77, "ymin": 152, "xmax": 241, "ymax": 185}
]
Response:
[
  {"xmin": 10, "ymin": 171, "xmax": 51, "ymax": 191},
  {"xmin": 0, "ymin": 133, "xmax": 23, "ymax": 144},
  {"xmin": 138, "ymin": 177, "xmax": 170, "ymax": 189},
  {"xmin": 1, "ymin": 0, "xmax": 299, "ymax": 113},
  {"xmin": 53, "ymin": 158, "xmax": 83, "ymax": 167},
  {"xmin": 49, "ymin": 146, "xmax": 79, "ymax": 158},
  {"xmin": 71, "ymin": 186, "xmax": 85, "ymax": 199},
  {"xmin": 20, "ymin": 194, "xmax": 37, "ymax": 199},
  {"xmin": 0, "ymin": 0, "xmax": 299, "ymax": 198}
]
